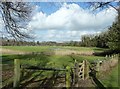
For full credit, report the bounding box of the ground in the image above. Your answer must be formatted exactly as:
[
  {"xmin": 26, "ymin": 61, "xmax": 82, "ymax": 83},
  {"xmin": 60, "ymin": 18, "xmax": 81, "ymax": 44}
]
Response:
[{"xmin": 0, "ymin": 46, "xmax": 118, "ymax": 88}]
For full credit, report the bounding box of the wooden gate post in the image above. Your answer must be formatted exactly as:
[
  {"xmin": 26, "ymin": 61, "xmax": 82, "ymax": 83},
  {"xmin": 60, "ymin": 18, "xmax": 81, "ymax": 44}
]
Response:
[
  {"xmin": 96, "ymin": 60, "xmax": 100, "ymax": 77},
  {"xmin": 74, "ymin": 60, "xmax": 79, "ymax": 85},
  {"xmin": 14, "ymin": 59, "xmax": 20, "ymax": 87},
  {"xmin": 82, "ymin": 60, "xmax": 85, "ymax": 80},
  {"xmin": 78, "ymin": 61, "xmax": 85, "ymax": 80},
  {"xmin": 105, "ymin": 55, "xmax": 108, "ymax": 60},
  {"xmin": 96, "ymin": 61, "xmax": 100, "ymax": 72},
  {"xmin": 85, "ymin": 60, "xmax": 89, "ymax": 79},
  {"xmin": 66, "ymin": 66, "xmax": 71, "ymax": 89}
]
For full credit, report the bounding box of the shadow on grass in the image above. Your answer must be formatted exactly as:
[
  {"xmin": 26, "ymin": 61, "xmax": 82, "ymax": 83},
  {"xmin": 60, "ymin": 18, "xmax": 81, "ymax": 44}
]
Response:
[
  {"xmin": 2, "ymin": 53, "xmax": 57, "ymax": 88},
  {"xmin": 2, "ymin": 70, "xmax": 61, "ymax": 88},
  {"xmin": 93, "ymin": 50, "xmax": 120, "ymax": 56},
  {"xmin": 89, "ymin": 69, "xmax": 106, "ymax": 89},
  {"xmin": 20, "ymin": 69, "xmax": 62, "ymax": 88}
]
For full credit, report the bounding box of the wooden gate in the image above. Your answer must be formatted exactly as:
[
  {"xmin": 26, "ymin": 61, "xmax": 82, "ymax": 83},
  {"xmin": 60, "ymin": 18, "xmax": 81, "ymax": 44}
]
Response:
[{"xmin": 74, "ymin": 60, "xmax": 89, "ymax": 80}]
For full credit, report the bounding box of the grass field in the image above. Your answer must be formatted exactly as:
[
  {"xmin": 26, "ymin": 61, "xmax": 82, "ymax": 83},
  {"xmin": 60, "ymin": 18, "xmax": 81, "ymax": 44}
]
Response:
[
  {"xmin": 1, "ymin": 46, "xmax": 109, "ymax": 52},
  {"xmin": 1, "ymin": 46, "xmax": 118, "ymax": 88},
  {"xmin": 1, "ymin": 46, "xmax": 106, "ymax": 66},
  {"xmin": 100, "ymin": 64, "xmax": 118, "ymax": 87}
]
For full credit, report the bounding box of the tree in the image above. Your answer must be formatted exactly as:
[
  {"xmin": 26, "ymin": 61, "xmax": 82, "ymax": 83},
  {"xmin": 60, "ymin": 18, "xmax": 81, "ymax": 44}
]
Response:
[
  {"xmin": 0, "ymin": 2, "xmax": 32, "ymax": 40},
  {"xmin": 107, "ymin": 12, "xmax": 120, "ymax": 50},
  {"xmin": 37, "ymin": 41, "xmax": 40, "ymax": 45},
  {"xmin": 90, "ymin": 1, "xmax": 120, "ymax": 13},
  {"xmin": 90, "ymin": 1, "xmax": 120, "ymax": 51}
]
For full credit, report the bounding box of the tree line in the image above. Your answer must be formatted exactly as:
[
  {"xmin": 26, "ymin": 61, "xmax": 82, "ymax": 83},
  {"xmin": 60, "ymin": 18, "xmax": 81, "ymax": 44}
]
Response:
[
  {"xmin": 0, "ymin": 38, "xmax": 80, "ymax": 46},
  {"xmin": 81, "ymin": 10, "xmax": 120, "ymax": 51}
]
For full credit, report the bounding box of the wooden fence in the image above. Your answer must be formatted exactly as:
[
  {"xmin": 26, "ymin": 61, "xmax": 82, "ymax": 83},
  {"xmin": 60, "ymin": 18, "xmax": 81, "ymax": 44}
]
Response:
[
  {"xmin": 13, "ymin": 54, "xmax": 119, "ymax": 88},
  {"xmin": 13, "ymin": 59, "xmax": 72, "ymax": 88}
]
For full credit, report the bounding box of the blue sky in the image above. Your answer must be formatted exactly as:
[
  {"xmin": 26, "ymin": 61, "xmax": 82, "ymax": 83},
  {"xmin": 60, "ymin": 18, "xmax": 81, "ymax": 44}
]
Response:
[
  {"xmin": 34, "ymin": 2, "xmax": 92, "ymax": 14},
  {"xmin": 33, "ymin": 2, "xmax": 118, "ymax": 14},
  {"xmin": 0, "ymin": 2, "xmax": 119, "ymax": 42}
]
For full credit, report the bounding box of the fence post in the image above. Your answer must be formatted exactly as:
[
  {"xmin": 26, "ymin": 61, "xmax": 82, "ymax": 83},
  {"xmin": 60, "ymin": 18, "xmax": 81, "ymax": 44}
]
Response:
[
  {"xmin": 74, "ymin": 60, "xmax": 79, "ymax": 85},
  {"xmin": 66, "ymin": 66, "xmax": 71, "ymax": 89},
  {"xmin": 14, "ymin": 59, "xmax": 20, "ymax": 87},
  {"xmin": 82, "ymin": 60, "xmax": 85, "ymax": 80},
  {"xmin": 96, "ymin": 60, "xmax": 100, "ymax": 76},
  {"xmin": 85, "ymin": 60, "xmax": 89, "ymax": 79},
  {"xmin": 112, "ymin": 55, "xmax": 114, "ymax": 60}
]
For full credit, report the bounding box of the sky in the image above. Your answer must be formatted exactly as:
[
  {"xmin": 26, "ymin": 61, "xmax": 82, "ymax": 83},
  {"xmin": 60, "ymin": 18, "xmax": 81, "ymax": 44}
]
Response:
[{"xmin": 0, "ymin": 2, "xmax": 118, "ymax": 42}]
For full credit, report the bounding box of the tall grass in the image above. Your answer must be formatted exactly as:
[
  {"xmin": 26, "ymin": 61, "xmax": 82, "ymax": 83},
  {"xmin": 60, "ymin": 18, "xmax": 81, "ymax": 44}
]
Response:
[{"xmin": 101, "ymin": 65, "xmax": 118, "ymax": 87}]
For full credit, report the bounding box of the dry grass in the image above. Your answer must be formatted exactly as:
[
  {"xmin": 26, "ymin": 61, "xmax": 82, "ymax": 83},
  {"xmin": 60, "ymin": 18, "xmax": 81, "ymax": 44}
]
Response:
[
  {"xmin": 54, "ymin": 49, "xmax": 94, "ymax": 56},
  {"xmin": 100, "ymin": 57, "xmax": 118, "ymax": 72},
  {"xmin": 1, "ymin": 48, "xmax": 29, "ymax": 55},
  {"xmin": 1, "ymin": 48, "xmax": 94, "ymax": 56}
]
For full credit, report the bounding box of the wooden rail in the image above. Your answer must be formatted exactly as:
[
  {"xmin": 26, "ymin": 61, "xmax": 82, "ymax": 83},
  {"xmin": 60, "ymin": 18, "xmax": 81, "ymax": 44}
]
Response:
[
  {"xmin": 13, "ymin": 54, "xmax": 119, "ymax": 88},
  {"xmin": 24, "ymin": 66, "xmax": 66, "ymax": 71},
  {"xmin": 90, "ymin": 69, "xmax": 106, "ymax": 89},
  {"xmin": 13, "ymin": 59, "xmax": 71, "ymax": 88}
]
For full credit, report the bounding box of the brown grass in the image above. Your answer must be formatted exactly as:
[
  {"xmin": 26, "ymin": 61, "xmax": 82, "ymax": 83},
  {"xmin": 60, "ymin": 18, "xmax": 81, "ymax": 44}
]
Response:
[
  {"xmin": 1, "ymin": 48, "xmax": 29, "ymax": 55},
  {"xmin": 54, "ymin": 50, "xmax": 94, "ymax": 56},
  {"xmin": 100, "ymin": 58, "xmax": 118, "ymax": 72}
]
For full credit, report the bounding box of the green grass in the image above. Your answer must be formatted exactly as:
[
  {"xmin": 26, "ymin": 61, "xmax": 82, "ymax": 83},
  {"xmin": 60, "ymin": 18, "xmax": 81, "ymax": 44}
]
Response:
[
  {"xmin": 2, "ymin": 46, "xmax": 109, "ymax": 52},
  {"xmin": 2, "ymin": 46, "xmax": 50, "ymax": 52},
  {"xmin": 70, "ymin": 55, "xmax": 105, "ymax": 62},
  {"xmin": 1, "ymin": 54, "xmax": 105, "ymax": 66},
  {"xmin": 1, "ymin": 46, "xmax": 106, "ymax": 70},
  {"xmin": 1, "ymin": 46, "xmax": 110, "ymax": 88},
  {"xmin": 100, "ymin": 65, "xmax": 118, "ymax": 88}
]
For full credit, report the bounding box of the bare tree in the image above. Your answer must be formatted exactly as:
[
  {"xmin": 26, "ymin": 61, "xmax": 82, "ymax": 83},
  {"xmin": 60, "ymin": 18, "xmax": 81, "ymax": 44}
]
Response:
[
  {"xmin": 0, "ymin": 2, "xmax": 33, "ymax": 40},
  {"xmin": 89, "ymin": 1, "xmax": 120, "ymax": 12}
]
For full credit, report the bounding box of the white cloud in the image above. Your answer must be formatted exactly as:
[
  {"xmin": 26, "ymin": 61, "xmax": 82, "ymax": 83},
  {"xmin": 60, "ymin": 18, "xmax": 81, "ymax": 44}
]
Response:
[
  {"xmin": 28, "ymin": 3, "xmax": 117, "ymax": 32},
  {"xmin": 0, "ymin": 3, "xmax": 117, "ymax": 42},
  {"xmin": 28, "ymin": 3, "xmax": 117, "ymax": 42},
  {"xmin": 36, "ymin": 30, "xmax": 101, "ymax": 42}
]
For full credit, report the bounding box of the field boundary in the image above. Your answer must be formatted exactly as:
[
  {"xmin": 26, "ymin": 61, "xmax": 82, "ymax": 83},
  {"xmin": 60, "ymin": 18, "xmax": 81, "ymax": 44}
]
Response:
[{"xmin": 10, "ymin": 54, "xmax": 118, "ymax": 88}]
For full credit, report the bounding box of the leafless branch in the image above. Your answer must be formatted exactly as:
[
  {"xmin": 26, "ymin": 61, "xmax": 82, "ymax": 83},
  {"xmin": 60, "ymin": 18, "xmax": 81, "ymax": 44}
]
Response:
[{"xmin": 0, "ymin": 2, "xmax": 33, "ymax": 40}]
